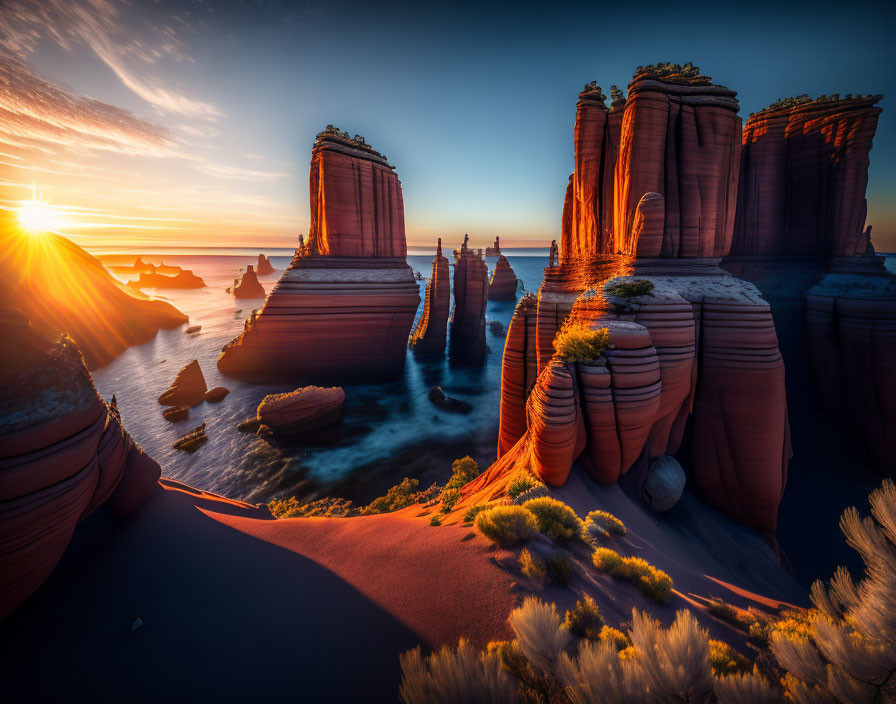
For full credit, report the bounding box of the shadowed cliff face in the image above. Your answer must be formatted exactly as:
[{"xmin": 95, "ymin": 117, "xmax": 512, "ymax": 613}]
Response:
[
  {"xmin": 732, "ymin": 95, "xmax": 883, "ymax": 258},
  {"xmin": 0, "ymin": 226, "xmax": 187, "ymax": 369}
]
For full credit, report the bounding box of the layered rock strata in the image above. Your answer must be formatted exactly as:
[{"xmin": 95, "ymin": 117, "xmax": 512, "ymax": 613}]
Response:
[
  {"xmin": 0, "ymin": 230, "xmax": 187, "ymax": 369},
  {"xmin": 732, "ymin": 95, "xmax": 883, "ymax": 258},
  {"xmin": 217, "ymin": 128, "xmax": 420, "ymax": 382},
  {"xmin": 449, "ymin": 247, "xmax": 489, "ymax": 362},
  {"xmin": 488, "ymin": 238, "xmax": 518, "ymax": 300},
  {"xmin": 0, "ymin": 311, "xmax": 160, "ymax": 618},
  {"xmin": 409, "ymin": 239, "xmax": 450, "ymax": 356}
]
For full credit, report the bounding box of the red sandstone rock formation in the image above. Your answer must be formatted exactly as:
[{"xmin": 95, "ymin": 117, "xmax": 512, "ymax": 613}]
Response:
[
  {"xmin": 0, "ymin": 230, "xmax": 187, "ymax": 369},
  {"xmin": 732, "ymin": 95, "xmax": 883, "ymax": 257},
  {"xmin": 497, "ymin": 293, "xmax": 538, "ymax": 456},
  {"xmin": 256, "ymin": 386, "xmax": 345, "ymax": 435},
  {"xmin": 488, "ymin": 238, "xmax": 518, "ymax": 300},
  {"xmin": 158, "ymin": 360, "xmax": 208, "ymax": 407},
  {"xmin": 449, "ymin": 245, "xmax": 489, "ymax": 362},
  {"xmin": 409, "ymin": 238, "xmax": 450, "ymax": 356},
  {"xmin": 230, "ymin": 265, "xmax": 266, "ymax": 299},
  {"xmin": 0, "ymin": 310, "xmax": 160, "ymax": 618},
  {"xmin": 256, "ymin": 254, "xmax": 275, "ymax": 276},
  {"xmin": 217, "ymin": 128, "xmax": 419, "ymax": 382},
  {"xmin": 204, "ymin": 387, "xmax": 230, "ymax": 403}
]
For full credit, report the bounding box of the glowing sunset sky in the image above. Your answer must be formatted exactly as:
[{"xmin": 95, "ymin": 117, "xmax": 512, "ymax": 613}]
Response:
[{"xmin": 1, "ymin": 0, "xmax": 894, "ymax": 251}]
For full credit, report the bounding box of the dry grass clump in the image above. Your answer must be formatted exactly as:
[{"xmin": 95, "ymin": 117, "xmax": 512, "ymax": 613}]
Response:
[
  {"xmin": 429, "ymin": 515, "xmax": 442, "ymax": 527},
  {"xmin": 512, "ymin": 485, "xmax": 550, "ymax": 505},
  {"xmin": 592, "ymin": 548, "xmax": 674, "ymax": 604},
  {"xmin": 475, "ymin": 505, "xmax": 539, "ymax": 546},
  {"xmin": 518, "ymin": 549, "xmax": 547, "ymax": 580},
  {"xmin": 605, "ymin": 279, "xmax": 655, "ymax": 298},
  {"xmin": 584, "ymin": 509, "xmax": 626, "ymax": 536},
  {"xmin": 522, "ymin": 497, "xmax": 584, "ymax": 542},
  {"xmin": 462, "ymin": 502, "xmax": 493, "ymax": 526},
  {"xmin": 599, "ymin": 625, "xmax": 631, "ymax": 652},
  {"xmin": 553, "ymin": 321, "xmax": 611, "ymax": 362},
  {"xmin": 563, "ymin": 596, "xmax": 603, "ymax": 641},
  {"xmin": 546, "ymin": 550, "xmax": 577, "ymax": 584},
  {"xmin": 709, "ymin": 640, "xmax": 751, "ymax": 676},
  {"xmin": 268, "ymin": 495, "xmax": 354, "ymax": 518},
  {"xmin": 507, "ymin": 472, "xmax": 544, "ymax": 500}
]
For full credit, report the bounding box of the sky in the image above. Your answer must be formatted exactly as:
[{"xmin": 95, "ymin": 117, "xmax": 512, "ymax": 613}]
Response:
[{"xmin": 1, "ymin": 0, "xmax": 895, "ymax": 251}]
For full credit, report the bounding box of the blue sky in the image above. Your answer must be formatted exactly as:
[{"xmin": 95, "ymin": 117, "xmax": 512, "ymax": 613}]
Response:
[{"xmin": 2, "ymin": 0, "xmax": 894, "ymax": 250}]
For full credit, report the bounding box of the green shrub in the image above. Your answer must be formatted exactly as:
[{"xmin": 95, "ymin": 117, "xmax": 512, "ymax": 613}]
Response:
[
  {"xmin": 429, "ymin": 514, "xmax": 442, "ymax": 526},
  {"xmin": 563, "ymin": 597, "xmax": 603, "ymax": 640},
  {"xmin": 440, "ymin": 487, "xmax": 462, "ymax": 513},
  {"xmin": 546, "ymin": 550, "xmax": 577, "ymax": 584},
  {"xmin": 511, "ymin": 485, "xmax": 550, "ymax": 505},
  {"xmin": 476, "ymin": 505, "xmax": 539, "ymax": 546},
  {"xmin": 463, "ymin": 503, "xmax": 492, "ymax": 525},
  {"xmin": 361, "ymin": 477, "xmax": 419, "ymax": 515},
  {"xmin": 598, "ymin": 625, "xmax": 630, "ymax": 651},
  {"xmin": 709, "ymin": 640, "xmax": 750, "ymax": 676},
  {"xmin": 592, "ymin": 548, "xmax": 674, "ymax": 604},
  {"xmin": 553, "ymin": 321, "xmax": 611, "ymax": 362},
  {"xmin": 605, "ymin": 279, "xmax": 655, "ymax": 298},
  {"xmin": 507, "ymin": 472, "xmax": 543, "ymax": 500},
  {"xmin": 522, "ymin": 497, "xmax": 583, "ymax": 541},
  {"xmin": 446, "ymin": 456, "xmax": 480, "ymax": 489},
  {"xmin": 518, "ymin": 548, "xmax": 547, "ymax": 580},
  {"xmin": 269, "ymin": 496, "xmax": 353, "ymax": 518},
  {"xmin": 584, "ymin": 509, "xmax": 626, "ymax": 536}
]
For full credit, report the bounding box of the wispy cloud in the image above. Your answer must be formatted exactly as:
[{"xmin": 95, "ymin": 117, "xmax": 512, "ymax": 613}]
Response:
[
  {"xmin": 191, "ymin": 162, "xmax": 290, "ymax": 182},
  {"xmin": 0, "ymin": 0, "xmax": 223, "ymax": 119}
]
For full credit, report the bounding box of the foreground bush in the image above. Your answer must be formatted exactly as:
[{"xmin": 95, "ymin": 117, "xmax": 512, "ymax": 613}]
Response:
[
  {"xmin": 507, "ymin": 472, "xmax": 544, "ymax": 500},
  {"xmin": 462, "ymin": 502, "xmax": 493, "ymax": 525},
  {"xmin": 564, "ymin": 596, "xmax": 603, "ymax": 641},
  {"xmin": 361, "ymin": 477, "xmax": 419, "ymax": 515},
  {"xmin": 709, "ymin": 640, "xmax": 750, "ymax": 676},
  {"xmin": 475, "ymin": 505, "xmax": 539, "ymax": 546},
  {"xmin": 553, "ymin": 321, "xmax": 611, "ymax": 362},
  {"xmin": 584, "ymin": 509, "xmax": 626, "ymax": 536},
  {"xmin": 439, "ymin": 487, "xmax": 462, "ymax": 513},
  {"xmin": 523, "ymin": 497, "xmax": 584, "ymax": 541},
  {"xmin": 268, "ymin": 495, "xmax": 353, "ymax": 518},
  {"xmin": 446, "ymin": 456, "xmax": 480, "ymax": 489},
  {"xmin": 592, "ymin": 548, "xmax": 674, "ymax": 604},
  {"xmin": 518, "ymin": 549, "xmax": 547, "ymax": 580}
]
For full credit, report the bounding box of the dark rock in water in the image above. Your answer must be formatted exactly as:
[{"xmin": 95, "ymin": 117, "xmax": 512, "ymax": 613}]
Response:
[
  {"xmin": 162, "ymin": 405, "xmax": 189, "ymax": 422},
  {"xmin": 204, "ymin": 387, "xmax": 230, "ymax": 403},
  {"xmin": 429, "ymin": 386, "xmax": 472, "ymax": 414},
  {"xmin": 257, "ymin": 386, "xmax": 345, "ymax": 435},
  {"xmin": 237, "ymin": 417, "xmax": 263, "ymax": 433},
  {"xmin": 229, "ymin": 265, "xmax": 266, "ymax": 299},
  {"xmin": 173, "ymin": 423, "xmax": 207, "ymax": 452},
  {"xmin": 185, "ymin": 325, "xmax": 201, "ymax": 334},
  {"xmin": 158, "ymin": 360, "xmax": 207, "ymax": 407},
  {"xmin": 487, "ymin": 319, "xmax": 506, "ymax": 336},
  {"xmin": 256, "ymin": 253, "xmax": 275, "ymax": 276}
]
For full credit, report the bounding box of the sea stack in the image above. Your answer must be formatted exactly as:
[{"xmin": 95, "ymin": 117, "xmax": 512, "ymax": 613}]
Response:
[
  {"xmin": 409, "ymin": 238, "xmax": 450, "ymax": 356},
  {"xmin": 487, "ymin": 237, "xmax": 518, "ymax": 300},
  {"xmin": 256, "ymin": 254, "xmax": 275, "ymax": 276},
  {"xmin": 497, "ymin": 63, "xmax": 789, "ymax": 534},
  {"xmin": 726, "ymin": 94, "xmax": 894, "ymax": 475},
  {"xmin": 0, "ymin": 310, "xmax": 160, "ymax": 619},
  {"xmin": 449, "ymin": 235, "xmax": 489, "ymax": 362},
  {"xmin": 217, "ymin": 127, "xmax": 420, "ymax": 382},
  {"xmin": 230, "ymin": 264, "xmax": 266, "ymax": 299}
]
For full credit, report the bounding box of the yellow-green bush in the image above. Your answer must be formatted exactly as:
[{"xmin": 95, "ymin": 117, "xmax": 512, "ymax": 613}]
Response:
[
  {"xmin": 709, "ymin": 640, "xmax": 750, "ymax": 676},
  {"xmin": 429, "ymin": 514, "xmax": 442, "ymax": 527},
  {"xmin": 446, "ymin": 456, "xmax": 480, "ymax": 489},
  {"xmin": 475, "ymin": 505, "xmax": 539, "ymax": 546},
  {"xmin": 440, "ymin": 487, "xmax": 462, "ymax": 513},
  {"xmin": 598, "ymin": 625, "xmax": 630, "ymax": 651},
  {"xmin": 546, "ymin": 550, "xmax": 577, "ymax": 584},
  {"xmin": 563, "ymin": 596, "xmax": 603, "ymax": 640},
  {"xmin": 507, "ymin": 472, "xmax": 543, "ymax": 500},
  {"xmin": 553, "ymin": 321, "xmax": 611, "ymax": 362},
  {"xmin": 584, "ymin": 509, "xmax": 626, "ymax": 536},
  {"xmin": 605, "ymin": 279, "xmax": 655, "ymax": 298},
  {"xmin": 518, "ymin": 548, "xmax": 547, "ymax": 580},
  {"xmin": 361, "ymin": 477, "xmax": 419, "ymax": 515},
  {"xmin": 522, "ymin": 496, "xmax": 584, "ymax": 541},
  {"xmin": 591, "ymin": 548, "xmax": 674, "ymax": 604},
  {"xmin": 463, "ymin": 502, "xmax": 492, "ymax": 525}
]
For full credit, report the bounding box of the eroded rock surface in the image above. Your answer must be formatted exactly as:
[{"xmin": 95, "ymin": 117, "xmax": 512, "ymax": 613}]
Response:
[{"xmin": 409, "ymin": 239, "xmax": 450, "ymax": 356}]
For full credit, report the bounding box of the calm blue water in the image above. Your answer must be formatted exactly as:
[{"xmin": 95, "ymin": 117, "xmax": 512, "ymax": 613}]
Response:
[{"xmin": 91, "ymin": 249, "xmax": 550, "ymax": 504}]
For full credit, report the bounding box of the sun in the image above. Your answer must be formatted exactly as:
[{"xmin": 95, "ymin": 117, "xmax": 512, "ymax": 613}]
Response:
[{"xmin": 18, "ymin": 198, "xmax": 57, "ymax": 234}]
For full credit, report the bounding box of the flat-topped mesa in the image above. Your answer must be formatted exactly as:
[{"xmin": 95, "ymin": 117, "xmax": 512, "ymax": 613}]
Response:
[
  {"xmin": 560, "ymin": 63, "xmax": 741, "ymax": 271},
  {"xmin": 409, "ymin": 238, "xmax": 450, "ymax": 356},
  {"xmin": 488, "ymin": 237, "xmax": 519, "ymax": 300},
  {"xmin": 217, "ymin": 128, "xmax": 419, "ymax": 382},
  {"xmin": 732, "ymin": 94, "xmax": 883, "ymax": 258},
  {"xmin": 449, "ymin": 238, "xmax": 489, "ymax": 362}
]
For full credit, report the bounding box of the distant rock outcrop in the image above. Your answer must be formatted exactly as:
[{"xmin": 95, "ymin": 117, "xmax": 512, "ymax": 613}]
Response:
[
  {"xmin": 0, "ymin": 310, "xmax": 160, "ymax": 618},
  {"xmin": 488, "ymin": 237, "xmax": 518, "ymax": 300},
  {"xmin": 449, "ymin": 239, "xmax": 489, "ymax": 362},
  {"xmin": 229, "ymin": 265, "xmax": 266, "ymax": 299},
  {"xmin": 158, "ymin": 360, "xmax": 207, "ymax": 407},
  {"xmin": 131, "ymin": 269, "xmax": 205, "ymax": 289},
  {"xmin": 409, "ymin": 238, "xmax": 450, "ymax": 356},
  {"xmin": 0, "ymin": 231, "xmax": 187, "ymax": 369},
  {"xmin": 256, "ymin": 254, "xmax": 275, "ymax": 276},
  {"xmin": 256, "ymin": 386, "xmax": 345, "ymax": 435},
  {"xmin": 217, "ymin": 127, "xmax": 420, "ymax": 382}
]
